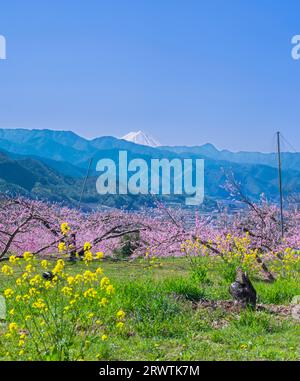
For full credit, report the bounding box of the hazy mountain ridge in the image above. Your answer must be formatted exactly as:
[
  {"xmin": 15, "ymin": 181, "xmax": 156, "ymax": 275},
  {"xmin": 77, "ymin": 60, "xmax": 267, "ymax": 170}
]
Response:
[
  {"xmin": 1, "ymin": 128, "xmax": 299, "ymax": 170},
  {"xmin": 162, "ymin": 144, "xmax": 300, "ymax": 171},
  {"xmin": 0, "ymin": 128, "xmax": 299, "ymax": 208}
]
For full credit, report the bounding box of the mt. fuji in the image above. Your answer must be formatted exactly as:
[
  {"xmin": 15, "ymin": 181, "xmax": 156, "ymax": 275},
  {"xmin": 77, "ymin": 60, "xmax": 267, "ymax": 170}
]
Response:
[{"xmin": 121, "ymin": 131, "xmax": 161, "ymax": 147}]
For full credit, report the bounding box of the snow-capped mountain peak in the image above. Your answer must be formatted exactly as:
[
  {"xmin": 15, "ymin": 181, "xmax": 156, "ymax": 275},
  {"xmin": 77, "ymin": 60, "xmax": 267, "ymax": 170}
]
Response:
[{"xmin": 121, "ymin": 131, "xmax": 161, "ymax": 147}]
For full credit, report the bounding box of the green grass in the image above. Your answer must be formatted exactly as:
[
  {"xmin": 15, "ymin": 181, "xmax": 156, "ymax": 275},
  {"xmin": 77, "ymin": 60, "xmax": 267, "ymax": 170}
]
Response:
[{"xmin": 0, "ymin": 257, "xmax": 299, "ymax": 360}]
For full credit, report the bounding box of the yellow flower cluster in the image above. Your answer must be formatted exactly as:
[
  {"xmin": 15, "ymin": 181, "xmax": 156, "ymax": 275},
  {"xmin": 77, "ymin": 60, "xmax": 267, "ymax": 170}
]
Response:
[
  {"xmin": 58, "ymin": 242, "xmax": 67, "ymax": 253},
  {"xmin": 84, "ymin": 242, "xmax": 92, "ymax": 251},
  {"xmin": 1, "ymin": 239, "xmax": 124, "ymax": 360},
  {"xmin": 83, "ymin": 250, "xmax": 93, "ymax": 263},
  {"xmin": 1, "ymin": 264, "xmax": 14, "ymax": 275},
  {"xmin": 116, "ymin": 309, "xmax": 125, "ymax": 320},
  {"xmin": 183, "ymin": 233, "xmax": 300, "ymax": 279},
  {"xmin": 8, "ymin": 322, "xmax": 18, "ymax": 332},
  {"xmin": 82, "ymin": 242, "xmax": 95, "ymax": 265},
  {"xmin": 95, "ymin": 252, "xmax": 104, "ymax": 259},
  {"xmin": 116, "ymin": 309, "xmax": 126, "ymax": 331},
  {"xmin": 23, "ymin": 252, "xmax": 33, "ymax": 261},
  {"xmin": 9, "ymin": 255, "xmax": 20, "ymax": 265},
  {"xmin": 184, "ymin": 233, "xmax": 260, "ymax": 272},
  {"xmin": 181, "ymin": 238, "xmax": 209, "ymax": 257},
  {"xmin": 4, "ymin": 288, "xmax": 14, "ymax": 298},
  {"xmin": 143, "ymin": 247, "xmax": 162, "ymax": 270},
  {"xmin": 53, "ymin": 259, "xmax": 65, "ymax": 275},
  {"xmin": 270, "ymin": 247, "xmax": 300, "ymax": 278},
  {"xmin": 61, "ymin": 222, "xmax": 70, "ymax": 235},
  {"xmin": 32, "ymin": 298, "xmax": 48, "ymax": 312}
]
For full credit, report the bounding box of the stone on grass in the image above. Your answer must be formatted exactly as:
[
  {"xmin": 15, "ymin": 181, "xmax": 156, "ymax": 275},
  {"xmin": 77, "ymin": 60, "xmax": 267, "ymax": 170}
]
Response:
[{"xmin": 229, "ymin": 267, "xmax": 257, "ymax": 309}]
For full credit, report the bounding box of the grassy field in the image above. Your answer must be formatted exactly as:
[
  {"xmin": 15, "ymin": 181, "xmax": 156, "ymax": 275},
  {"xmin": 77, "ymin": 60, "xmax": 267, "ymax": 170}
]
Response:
[{"xmin": 0, "ymin": 257, "xmax": 299, "ymax": 361}]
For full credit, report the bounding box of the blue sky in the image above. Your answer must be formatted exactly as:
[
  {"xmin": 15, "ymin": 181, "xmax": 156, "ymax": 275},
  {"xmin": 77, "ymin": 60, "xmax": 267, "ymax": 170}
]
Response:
[{"xmin": 0, "ymin": 0, "xmax": 299, "ymax": 151}]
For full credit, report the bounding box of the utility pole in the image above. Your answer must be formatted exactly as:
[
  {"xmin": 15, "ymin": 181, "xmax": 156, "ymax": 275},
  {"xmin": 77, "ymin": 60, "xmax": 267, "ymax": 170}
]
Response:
[
  {"xmin": 78, "ymin": 157, "xmax": 93, "ymax": 209},
  {"xmin": 277, "ymin": 131, "xmax": 284, "ymax": 238}
]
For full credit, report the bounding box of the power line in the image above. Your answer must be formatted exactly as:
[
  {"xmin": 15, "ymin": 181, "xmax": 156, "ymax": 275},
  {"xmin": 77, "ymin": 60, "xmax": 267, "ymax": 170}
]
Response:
[
  {"xmin": 276, "ymin": 132, "xmax": 284, "ymax": 238},
  {"xmin": 78, "ymin": 157, "xmax": 93, "ymax": 209},
  {"xmin": 280, "ymin": 133, "xmax": 299, "ymax": 154}
]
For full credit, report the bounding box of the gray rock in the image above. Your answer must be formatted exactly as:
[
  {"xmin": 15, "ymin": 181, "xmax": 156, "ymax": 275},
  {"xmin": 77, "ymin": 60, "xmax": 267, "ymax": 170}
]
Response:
[
  {"xmin": 229, "ymin": 267, "xmax": 257, "ymax": 309},
  {"xmin": 0, "ymin": 295, "xmax": 6, "ymax": 321}
]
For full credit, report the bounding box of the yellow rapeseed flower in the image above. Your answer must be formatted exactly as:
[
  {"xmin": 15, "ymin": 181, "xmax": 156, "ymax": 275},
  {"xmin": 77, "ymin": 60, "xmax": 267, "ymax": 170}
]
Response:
[
  {"xmin": 62, "ymin": 286, "xmax": 73, "ymax": 296},
  {"xmin": 106, "ymin": 284, "xmax": 115, "ymax": 295},
  {"xmin": 9, "ymin": 255, "xmax": 19, "ymax": 265},
  {"xmin": 32, "ymin": 298, "xmax": 47, "ymax": 311},
  {"xmin": 29, "ymin": 288, "xmax": 40, "ymax": 297},
  {"xmin": 58, "ymin": 242, "xmax": 67, "ymax": 253},
  {"xmin": 61, "ymin": 222, "xmax": 70, "ymax": 235},
  {"xmin": 44, "ymin": 281, "xmax": 53, "ymax": 290},
  {"xmin": 8, "ymin": 322, "xmax": 18, "ymax": 332},
  {"xmin": 95, "ymin": 252, "xmax": 104, "ymax": 259},
  {"xmin": 41, "ymin": 260, "xmax": 49, "ymax": 269},
  {"xmin": 83, "ymin": 250, "xmax": 93, "ymax": 263},
  {"xmin": 99, "ymin": 297, "xmax": 108, "ymax": 307},
  {"xmin": 67, "ymin": 276, "xmax": 75, "ymax": 285},
  {"xmin": 29, "ymin": 275, "xmax": 42, "ymax": 286},
  {"xmin": 53, "ymin": 259, "xmax": 65, "ymax": 275},
  {"xmin": 116, "ymin": 322, "xmax": 125, "ymax": 330},
  {"xmin": 100, "ymin": 276, "xmax": 110, "ymax": 289},
  {"xmin": 4, "ymin": 288, "xmax": 14, "ymax": 298},
  {"xmin": 116, "ymin": 310, "xmax": 126, "ymax": 320},
  {"xmin": 83, "ymin": 270, "xmax": 97, "ymax": 282},
  {"xmin": 26, "ymin": 264, "xmax": 33, "ymax": 273},
  {"xmin": 84, "ymin": 242, "xmax": 92, "ymax": 251},
  {"xmin": 83, "ymin": 288, "xmax": 97, "ymax": 299},
  {"xmin": 23, "ymin": 251, "xmax": 33, "ymax": 261},
  {"xmin": 22, "ymin": 294, "xmax": 30, "ymax": 302},
  {"xmin": 75, "ymin": 274, "xmax": 83, "ymax": 283},
  {"xmin": 1, "ymin": 265, "xmax": 13, "ymax": 276}
]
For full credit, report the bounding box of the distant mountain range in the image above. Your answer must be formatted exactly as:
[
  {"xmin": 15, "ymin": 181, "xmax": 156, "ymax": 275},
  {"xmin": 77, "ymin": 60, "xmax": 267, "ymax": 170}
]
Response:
[
  {"xmin": 161, "ymin": 143, "xmax": 300, "ymax": 172},
  {"xmin": 0, "ymin": 128, "xmax": 299, "ymax": 209}
]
